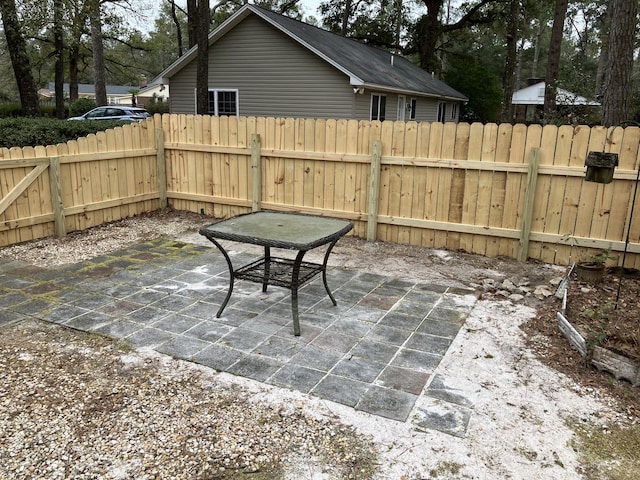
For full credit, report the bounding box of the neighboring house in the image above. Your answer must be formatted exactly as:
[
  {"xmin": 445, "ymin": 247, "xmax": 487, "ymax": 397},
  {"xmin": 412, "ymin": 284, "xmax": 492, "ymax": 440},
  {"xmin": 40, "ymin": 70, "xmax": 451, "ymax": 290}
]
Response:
[
  {"xmin": 39, "ymin": 82, "xmax": 169, "ymax": 108},
  {"xmin": 112, "ymin": 83, "xmax": 171, "ymax": 107},
  {"xmin": 512, "ymin": 80, "xmax": 600, "ymax": 122},
  {"xmin": 39, "ymin": 83, "xmax": 141, "ymax": 105},
  {"xmin": 136, "ymin": 83, "xmax": 170, "ymax": 107},
  {"xmin": 154, "ymin": 4, "xmax": 467, "ymax": 122}
]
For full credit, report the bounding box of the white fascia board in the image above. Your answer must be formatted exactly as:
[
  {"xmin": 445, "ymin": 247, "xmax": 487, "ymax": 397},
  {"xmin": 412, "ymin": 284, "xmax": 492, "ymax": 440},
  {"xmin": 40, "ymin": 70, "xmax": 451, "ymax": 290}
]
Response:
[{"xmin": 360, "ymin": 83, "xmax": 467, "ymax": 102}]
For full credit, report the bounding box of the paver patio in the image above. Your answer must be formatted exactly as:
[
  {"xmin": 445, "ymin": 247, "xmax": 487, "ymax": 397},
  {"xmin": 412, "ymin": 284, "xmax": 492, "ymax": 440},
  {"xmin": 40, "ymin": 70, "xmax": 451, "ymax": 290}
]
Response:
[{"xmin": 0, "ymin": 238, "xmax": 479, "ymax": 434}]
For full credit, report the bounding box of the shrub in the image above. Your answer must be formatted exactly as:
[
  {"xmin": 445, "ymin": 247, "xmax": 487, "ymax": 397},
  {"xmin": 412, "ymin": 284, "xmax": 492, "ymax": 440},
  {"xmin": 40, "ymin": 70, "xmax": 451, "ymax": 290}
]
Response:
[
  {"xmin": 145, "ymin": 94, "xmax": 170, "ymax": 115},
  {"xmin": 0, "ymin": 104, "xmax": 24, "ymax": 117},
  {"xmin": 39, "ymin": 105, "xmax": 70, "ymax": 118},
  {"xmin": 0, "ymin": 118, "xmax": 129, "ymax": 148},
  {"xmin": 69, "ymin": 98, "xmax": 97, "ymax": 117}
]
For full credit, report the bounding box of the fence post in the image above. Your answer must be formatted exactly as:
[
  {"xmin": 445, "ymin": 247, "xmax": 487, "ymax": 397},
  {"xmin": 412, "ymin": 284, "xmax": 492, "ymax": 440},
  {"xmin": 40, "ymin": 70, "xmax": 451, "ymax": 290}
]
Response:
[
  {"xmin": 367, "ymin": 140, "xmax": 382, "ymax": 241},
  {"xmin": 155, "ymin": 128, "xmax": 167, "ymax": 209},
  {"xmin": 48, "ymin": 156, "xmax": 66, "ymax": 237},
  {"xmin": 251, "ymin": 133, "xmax": 262, "ymax": 212},
  {"xmin": 518, "ymin": 147, "xmax": 541, "ymax": 262}
]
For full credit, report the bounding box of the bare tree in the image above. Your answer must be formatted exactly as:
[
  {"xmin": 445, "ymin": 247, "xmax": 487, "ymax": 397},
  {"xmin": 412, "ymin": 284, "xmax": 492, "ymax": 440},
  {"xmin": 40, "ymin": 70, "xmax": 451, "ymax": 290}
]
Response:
[
  {"xmin": 602, "ymin": 0, "xmax": 638, "ymax": 126},
  {"xmin": 543, "ymin": 0, "xmax": 568, "ymax": 121},
  {"xmin": 168, "ymin": 0, "xmax": 185, "ymax": 57},
  {"xmin": 0, "ymin": 0, "xmax": 40, "ymax": 115}
]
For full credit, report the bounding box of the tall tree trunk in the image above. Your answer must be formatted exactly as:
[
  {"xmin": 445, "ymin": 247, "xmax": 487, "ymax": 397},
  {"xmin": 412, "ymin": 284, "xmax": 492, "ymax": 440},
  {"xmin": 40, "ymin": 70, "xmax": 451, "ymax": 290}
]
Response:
[
  {"xmin": 602, "ymin": 0, "xmax": 636, "ymax": 126},
  {"xmin": 187, "ymin": 0, "xmax": 197, "ymax": 48},
  {"xmin": 195, "ymin": 0, "xmax": 210, "ymax": 114},
  {"xmin": 543, "ymin": 0, "xmax": 568, "ymax": 121},
  {"xmin": 340, "ymin": 0, "xmax": 352, "ymax": 36},
  {"xmin": 393, "ymin": 0, "xmax": 402, "ymax": 50},
  {"xmin": 68, "ymin": 3, "xmax": 86, "ymax": 103},
  {"xmin": 415, "ymin": 0, "xmax": 444, "ymax": 74},
  {"xmin": 53, "ymin": 0, "xmax": 65, "ymax": 119},
  {"xmin": 89, "ymin": 0, "xmax": 107, "ymax": 106},
  {"xmin": 515, "ymin": 37, "xmax": 525, "ymax": 89},
  {"xmin": 415, "ymin": 0, "xmax": 498, "ymax": 75},
  {"xmin": 501, "ymin": 0, "xmax": 520, "ymax": 123},
  {"xmin": 594, "ymin": 3, "xmax": 612, "ymax": 101},
  {"xmin": 169, "ymin": 0, "xmax": 184, "ymax": 57},
  {"xmin": 69, "ymin": 43, "xmax": 80, "ymax": 102},
  {"xmin": 0, "ymin": 0, "xmax": 40, "ymax": 116},
  {"xmin": 595, "ymin": 39, "xmax": 608, "ymax": 100},
  {"xmin": 531, "ymin": 20, "xmax": 544, "ymax": 79}
]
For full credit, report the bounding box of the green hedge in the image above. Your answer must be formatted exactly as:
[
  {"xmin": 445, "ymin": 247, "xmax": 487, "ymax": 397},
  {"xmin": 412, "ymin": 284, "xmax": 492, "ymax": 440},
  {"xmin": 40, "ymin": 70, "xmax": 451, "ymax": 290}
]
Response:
[
  {"xmin": 0, "ymin": 118, "xmax": 134, "ymax": 148},
  {"xmin": 0, "ymin": 104, "xmax": 25, "ymax": 118}
]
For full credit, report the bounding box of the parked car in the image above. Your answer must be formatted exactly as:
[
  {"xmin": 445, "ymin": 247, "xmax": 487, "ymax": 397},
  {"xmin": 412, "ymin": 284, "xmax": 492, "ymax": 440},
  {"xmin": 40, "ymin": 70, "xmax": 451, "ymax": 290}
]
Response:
[{"xmin": 68, "ymin": 106, "xmax": 151, "ymax": 122}]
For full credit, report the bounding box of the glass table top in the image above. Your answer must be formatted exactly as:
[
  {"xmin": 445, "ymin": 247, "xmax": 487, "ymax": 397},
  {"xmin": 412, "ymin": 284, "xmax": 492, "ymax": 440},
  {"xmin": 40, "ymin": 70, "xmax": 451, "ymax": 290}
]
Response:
[{"xmin": 199, "ymin": 211, "xmax": 353, "ymax": 250}]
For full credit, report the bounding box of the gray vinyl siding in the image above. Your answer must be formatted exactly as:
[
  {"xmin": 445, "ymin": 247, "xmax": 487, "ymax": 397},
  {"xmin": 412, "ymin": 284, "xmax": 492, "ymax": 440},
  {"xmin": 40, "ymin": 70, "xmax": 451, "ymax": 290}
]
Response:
[
  {"xmin": 353, "ymin": 90, "xmax": 459, "ymax": 123},
  {"xmin": 170, "ymin": 15, "xmax": 355, "ymax": 119},
  {"xmin": 417, "ymin": 99, "xmax": 438, "ymax": 122}
]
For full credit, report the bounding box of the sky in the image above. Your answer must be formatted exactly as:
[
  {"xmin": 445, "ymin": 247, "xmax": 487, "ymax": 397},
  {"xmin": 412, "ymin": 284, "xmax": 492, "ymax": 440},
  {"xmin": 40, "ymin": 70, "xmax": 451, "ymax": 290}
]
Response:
[
  {"xmin": 129, "ymin": 0, "xmax": 436, "ymax": 35},
  {"xmin": 301, "ymin": 0, "xmax": 322, "ymax": 17},
  {"xmin": 128, "ymin": 0, "xmax": 324, "ymax": 34}
]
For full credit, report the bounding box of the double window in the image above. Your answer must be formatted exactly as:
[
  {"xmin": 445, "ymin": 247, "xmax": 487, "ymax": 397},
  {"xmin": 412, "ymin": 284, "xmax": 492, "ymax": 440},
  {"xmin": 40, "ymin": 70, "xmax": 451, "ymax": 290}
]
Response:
[
  {"xmin": 397, "ymin": 96, "xmax": 418, "ymax": 121},
  {"xmin": 207, "ymin": 89, "xmax": 238, "ymax": 116}
]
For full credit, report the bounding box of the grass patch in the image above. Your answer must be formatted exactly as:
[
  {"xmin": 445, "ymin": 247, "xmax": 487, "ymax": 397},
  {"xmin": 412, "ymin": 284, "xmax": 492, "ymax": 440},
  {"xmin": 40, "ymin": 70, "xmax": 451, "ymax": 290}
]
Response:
[
  {"xmin": 429, "ymin": 460, "xmax": 465, "ymax": 477},
  {"xmin": 571, "ymin": 420, "xmax": 640, "ymax": 480}
]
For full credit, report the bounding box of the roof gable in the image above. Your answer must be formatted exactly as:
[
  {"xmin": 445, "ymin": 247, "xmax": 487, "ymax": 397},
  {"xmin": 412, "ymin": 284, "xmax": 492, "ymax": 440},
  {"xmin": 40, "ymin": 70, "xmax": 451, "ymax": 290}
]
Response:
[
  {"xmin": 512, "ymin": 81, "xmax": 600, "ymax": 106},
  {"xmin": 156, "ymin": 5, "xmax": 466, "ymax": 102},
  {"xmin": 47, "ymin": 83, "xmax": 138, "ymax": 96}
]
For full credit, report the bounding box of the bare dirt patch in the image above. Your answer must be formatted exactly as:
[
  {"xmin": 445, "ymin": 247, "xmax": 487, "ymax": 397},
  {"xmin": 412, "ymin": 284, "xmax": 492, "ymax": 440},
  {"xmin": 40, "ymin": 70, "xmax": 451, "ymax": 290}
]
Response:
[
  {"xmin": 522, "ymin": 267, "xmax": 640, "ymax": 421},
  {"xmin": 565, "ymin": 268, "xmax": 640, "ymax": 362}
]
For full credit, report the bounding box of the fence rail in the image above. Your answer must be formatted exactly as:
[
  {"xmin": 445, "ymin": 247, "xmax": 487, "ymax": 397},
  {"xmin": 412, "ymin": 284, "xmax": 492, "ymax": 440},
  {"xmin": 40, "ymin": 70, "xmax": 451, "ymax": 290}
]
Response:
[{"xmin": 1, "ymin": 114, "xmax": 639, "ymax": 268}]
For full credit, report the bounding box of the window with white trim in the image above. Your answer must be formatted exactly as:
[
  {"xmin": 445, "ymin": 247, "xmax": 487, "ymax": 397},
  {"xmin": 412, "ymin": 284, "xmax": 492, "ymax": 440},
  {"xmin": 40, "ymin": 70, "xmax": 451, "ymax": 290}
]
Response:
[
  {"xmin": 207, "ymin": 89, "xmax": 239, "ymax": 116},
  {"xmin": 451, "ymin": 103, "xmax": 458, "ymax": 120},
  {"xmin": 371, "ymin": 94, "xmax": 386, "ymax": 121},
  {"xmin": 437, "ymin": 102, "xmax": 446, "ymax": 123}
]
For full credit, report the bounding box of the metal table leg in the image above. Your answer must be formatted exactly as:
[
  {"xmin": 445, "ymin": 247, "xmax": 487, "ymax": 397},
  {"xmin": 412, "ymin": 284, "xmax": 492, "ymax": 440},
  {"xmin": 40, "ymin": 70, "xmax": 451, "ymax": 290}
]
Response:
[
  {"xmin": 206, "ymin": 238, "xmax": 235, "ymax": 318},
  {"xmin": 290, "ymin": 249, "xmax": 308, "ymax": 336},
  {"xmin": 321, "ymin": 237, "xmax": 340, "ymax": 306},
  {"xmin": 262, "ymin": 246, "xmax": 270, "ymax": 292}
]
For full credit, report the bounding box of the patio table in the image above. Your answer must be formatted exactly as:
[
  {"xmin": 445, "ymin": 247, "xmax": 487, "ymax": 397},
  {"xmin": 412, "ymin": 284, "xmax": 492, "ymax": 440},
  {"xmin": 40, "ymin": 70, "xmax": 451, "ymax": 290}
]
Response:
[{"xmin": 199, "ymin": 211, "xmax": 353, "ymax": 335}]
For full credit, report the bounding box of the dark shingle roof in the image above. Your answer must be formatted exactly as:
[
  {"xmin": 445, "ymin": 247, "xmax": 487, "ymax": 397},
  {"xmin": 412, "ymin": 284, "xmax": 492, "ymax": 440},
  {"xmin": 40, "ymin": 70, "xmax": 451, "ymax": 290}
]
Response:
[
  {"xmin": 47, "ymin": 83, "xmax": 138, "ymax": 95},
  {"xmin": 254, "ymin": 6, "xmax": 466, "ymax": 100},
  {"xmin": 157, "ymin": 4, "xmax": 466, "ymax": 101}
]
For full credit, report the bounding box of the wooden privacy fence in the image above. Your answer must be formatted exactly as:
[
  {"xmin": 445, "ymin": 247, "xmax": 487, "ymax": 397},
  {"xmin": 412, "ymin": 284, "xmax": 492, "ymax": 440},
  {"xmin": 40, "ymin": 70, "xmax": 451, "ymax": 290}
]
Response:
[{"xmin": 1, "ymin": 114, "xmax": 640, "ymax": 268}]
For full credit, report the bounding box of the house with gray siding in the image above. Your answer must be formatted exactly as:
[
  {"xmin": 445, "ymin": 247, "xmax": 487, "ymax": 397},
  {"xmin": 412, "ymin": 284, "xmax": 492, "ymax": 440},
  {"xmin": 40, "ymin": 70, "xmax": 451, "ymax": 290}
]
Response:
[{"xmin": 155, "ymin": 4, "xmax": 467, "ymax": 122}]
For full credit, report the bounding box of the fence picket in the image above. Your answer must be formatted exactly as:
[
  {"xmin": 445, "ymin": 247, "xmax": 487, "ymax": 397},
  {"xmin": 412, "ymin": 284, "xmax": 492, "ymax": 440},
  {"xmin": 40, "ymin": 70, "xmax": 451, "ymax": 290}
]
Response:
[{"xmin": 0, "ymin": 115, "xmax": 639, "ymax": 267}]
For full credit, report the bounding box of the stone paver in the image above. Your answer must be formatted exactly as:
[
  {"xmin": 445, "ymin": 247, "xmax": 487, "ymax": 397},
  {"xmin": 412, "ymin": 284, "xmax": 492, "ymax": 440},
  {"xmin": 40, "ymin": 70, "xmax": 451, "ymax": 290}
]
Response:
[{"xmin": 0, "ymin": 238, "xmax": 479, "ymax": 433}]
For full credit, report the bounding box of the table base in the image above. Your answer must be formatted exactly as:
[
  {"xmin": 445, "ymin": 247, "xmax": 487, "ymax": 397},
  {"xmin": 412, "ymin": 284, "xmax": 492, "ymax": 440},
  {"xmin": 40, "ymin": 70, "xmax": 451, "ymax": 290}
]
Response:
[{"xmin": 210, "ymin": 240, "xmax": 340, "ymax": 336}]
